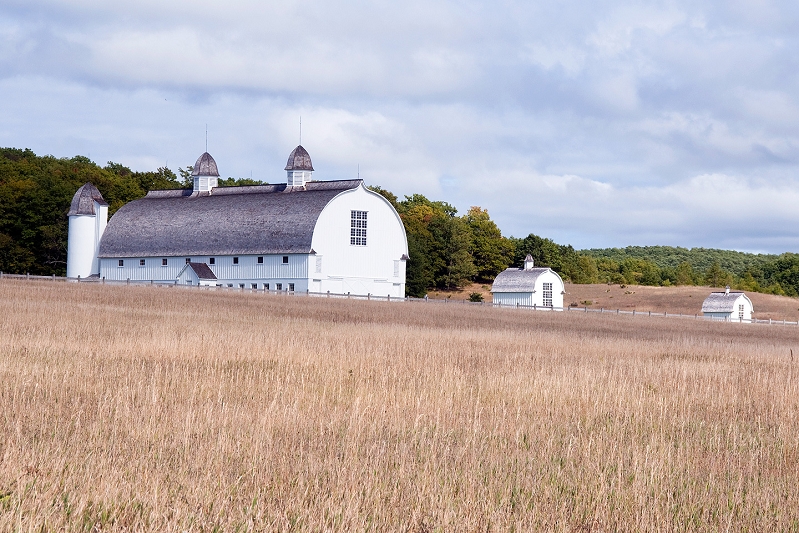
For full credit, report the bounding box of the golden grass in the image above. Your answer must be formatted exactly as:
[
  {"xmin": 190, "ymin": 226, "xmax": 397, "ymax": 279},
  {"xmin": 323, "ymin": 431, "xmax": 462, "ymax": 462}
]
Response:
[{"xmin": 1, "ymin": 279, "xmax": 799, "ymax": 531}]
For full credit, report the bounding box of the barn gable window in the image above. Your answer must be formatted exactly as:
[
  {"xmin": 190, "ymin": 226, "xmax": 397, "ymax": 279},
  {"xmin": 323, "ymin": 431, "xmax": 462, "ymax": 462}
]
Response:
[
  {"xmin": 351, "ymin": 211, "xmax": 367, "ymax": 246},
  {"xmin": 118, "ymin": 259, "xmax": 124, "ymax": 267},
  {"xmin": 185, "ymin": 258, "xmax": 191, "ymax": 264},
  {"xmin": 161, "ymin": 258, "xmax": 168, "ymax": 266},
  {"xmin": 543, "ymin": 282, "xmax": 553, "ymax": 308},
  {"xmin": 139, "ymin": 259, "xmax": 146, "ymax": 266}
]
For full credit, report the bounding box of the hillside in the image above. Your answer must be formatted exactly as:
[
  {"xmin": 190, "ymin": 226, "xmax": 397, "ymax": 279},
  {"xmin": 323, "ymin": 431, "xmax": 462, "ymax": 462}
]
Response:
[
  {"xmin": 2, "ymin": 279, "xmax": 798, "ymax": 530},
  {"xmin": 429, "ymin": 282, "xmax": 799, "ymax": 321},
  {"xmin": 581, "ymin": 245, "xmax": 777, "ymax": 274}
]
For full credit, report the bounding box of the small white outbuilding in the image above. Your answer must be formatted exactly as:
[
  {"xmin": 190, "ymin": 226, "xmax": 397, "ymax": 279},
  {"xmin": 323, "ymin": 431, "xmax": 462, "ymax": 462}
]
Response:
[
  {"xmin": 491, "ymin": 255, "xmax": 565, "ymax": 310},
  {"xmin": 701, "ymin": 287, "xmax": 753, "ymax": 322}
]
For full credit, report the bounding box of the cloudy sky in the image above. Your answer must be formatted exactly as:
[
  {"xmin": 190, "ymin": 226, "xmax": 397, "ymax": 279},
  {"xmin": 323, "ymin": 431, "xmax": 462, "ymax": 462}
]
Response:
[{"xmin": 1, "ymin": 0, "xmax": 798, "ymax": 252}]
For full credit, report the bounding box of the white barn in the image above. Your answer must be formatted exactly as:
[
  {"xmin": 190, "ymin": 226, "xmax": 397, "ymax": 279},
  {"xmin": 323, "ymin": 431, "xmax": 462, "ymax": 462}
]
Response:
[
  {"xmin": 67, "ymin": 145, "xmax": 409, "ymax": 297},
  {"xmin": 701, "ymin": 287, "xmax": 753, "ymax": 321},
  {"xmin": 491, "ymin": 255, "xmax": 565, "ymax": 309}
]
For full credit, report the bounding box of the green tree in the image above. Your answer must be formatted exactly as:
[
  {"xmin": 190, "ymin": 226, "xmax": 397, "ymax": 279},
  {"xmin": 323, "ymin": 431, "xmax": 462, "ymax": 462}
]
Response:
[{"xmin": 465, "ymin": 206, "xmax": 514, "ymax": 282}]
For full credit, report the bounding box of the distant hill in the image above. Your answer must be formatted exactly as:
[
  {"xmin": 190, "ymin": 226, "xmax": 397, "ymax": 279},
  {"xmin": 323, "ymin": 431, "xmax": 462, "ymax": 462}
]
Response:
[{"xmin": 580, "ymin": 246, "xmax": 778, "ymax": 276}]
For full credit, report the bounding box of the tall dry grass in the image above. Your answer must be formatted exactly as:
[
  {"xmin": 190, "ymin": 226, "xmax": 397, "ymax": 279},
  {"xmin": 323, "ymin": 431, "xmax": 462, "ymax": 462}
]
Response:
[{"xmin": 1, "ymin": 279, "xmax": 798, "ymax": 531}]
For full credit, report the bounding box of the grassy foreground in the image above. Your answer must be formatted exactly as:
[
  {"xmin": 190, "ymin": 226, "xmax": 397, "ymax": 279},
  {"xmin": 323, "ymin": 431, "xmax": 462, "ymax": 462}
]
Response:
[{"xmin": 1, "ymin": 280, "xmax": 799, "ymax": 531}]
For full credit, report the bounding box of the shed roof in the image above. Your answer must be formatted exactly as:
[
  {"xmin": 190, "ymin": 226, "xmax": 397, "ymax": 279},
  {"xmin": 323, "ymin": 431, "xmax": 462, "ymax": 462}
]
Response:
[
  {"xmin": 185, "ymin": 262, "xmax": 217, "ymax": 280},
  {"xmin": 701, "ymin": 292, "xmax": 751, "ymax": 313},
  {"xmin": 98, "ymin": 180, "xmax": 362, "ymax": 258},
  {"xmin": 68, "ymin": 183, "xmax": 108, "ymax": 216},
  {"xmin": 491, "ymin": 267, "xmax": 557, "ymax": 293}
]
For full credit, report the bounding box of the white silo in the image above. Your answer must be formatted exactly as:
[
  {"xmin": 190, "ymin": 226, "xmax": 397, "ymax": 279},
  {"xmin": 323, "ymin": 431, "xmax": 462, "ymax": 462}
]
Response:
[{"xmin": 66, "ymin": 183, "xmax": 108, "ymax": 278}]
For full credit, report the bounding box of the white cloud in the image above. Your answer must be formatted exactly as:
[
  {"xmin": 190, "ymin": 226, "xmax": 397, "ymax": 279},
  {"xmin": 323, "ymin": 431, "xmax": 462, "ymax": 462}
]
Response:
[{"xmin": 1, "ymin": 0, "xmax": 799, "ymax": 253}]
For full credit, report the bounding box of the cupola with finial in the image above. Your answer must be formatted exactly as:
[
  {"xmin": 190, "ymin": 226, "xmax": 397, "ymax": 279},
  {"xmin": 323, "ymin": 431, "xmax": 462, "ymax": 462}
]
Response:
[
  {"xmin": 285, "ymin": 145, "xmax": 314, "ymax": 187},
  {"xmin": 524, "ymin": 254, "xmax": 535, "ymax": 270},
  {"xmin": 192, "ymin": 152, "xmax": 220, "ymax": 193}
]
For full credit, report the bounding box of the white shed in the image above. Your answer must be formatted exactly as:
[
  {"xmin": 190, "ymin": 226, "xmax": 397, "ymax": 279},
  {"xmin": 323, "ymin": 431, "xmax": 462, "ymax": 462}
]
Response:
[
  {"xmin": 491, "ymin": 255, "xmax": 565, "ymax": 310},
  {"xmin": 701, "ymin": 287, "xmax": 753, "ymax": 322},
  {"xmin": 176, "ymin": 262, "xmax": 218, "ymax": 286}
]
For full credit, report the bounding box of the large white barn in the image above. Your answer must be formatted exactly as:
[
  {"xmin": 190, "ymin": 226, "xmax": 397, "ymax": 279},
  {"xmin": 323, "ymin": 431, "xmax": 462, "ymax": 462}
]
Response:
[
  {"xmin": 701, "ymin": 287, "xmax": 753, "ymax": 321},
  {"xmin": 66, "ymin": 145, "xmax": 409, "ymax": 297},
  {"xmin": 491, "ymin": 255, "xmax": 565, "ymax": 309}
]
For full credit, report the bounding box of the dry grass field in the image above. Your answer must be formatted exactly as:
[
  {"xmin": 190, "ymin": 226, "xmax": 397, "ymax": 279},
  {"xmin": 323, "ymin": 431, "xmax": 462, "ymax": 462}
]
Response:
[{"xmin": 2, "ymin": 279, "xmax": 799, "ymax": 531}]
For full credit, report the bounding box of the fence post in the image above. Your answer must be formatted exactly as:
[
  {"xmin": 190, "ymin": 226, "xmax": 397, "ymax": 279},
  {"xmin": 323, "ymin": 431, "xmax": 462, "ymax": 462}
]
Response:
[
  {"xmin": 127, "ymin": 278, "xmax": 130, "ymax": 285},
  {"xmin": 0, "ymin": 271, "xmax": 3, "ymax": 279},
  {"xmin": 327, "ymin": 290, "xmax": 330, "ymax": 298},
  {"xmin": 367, "ymin": 293, "xmax": 370, "ymax": 301},
  {"xmin": 388, "ymin": 294, "xmax": 391, "ymax": 302},
  {"xmin": 26, "ymin": 272, "xmax": 29, "ymax": 280},
  {"xmin": 52, "ymin": 274, "xmax": 56, "ymax": 281},
  {"xmin": 648, "ymin": 311, "xmax": 651, "ymax": 317},
  {"xmin": 633, "ymin": 310, "xmax": 635, "ymax": 316},
  {"xmin": 102, "ymin": 277, "xmax": 105, "ymax": 284}
]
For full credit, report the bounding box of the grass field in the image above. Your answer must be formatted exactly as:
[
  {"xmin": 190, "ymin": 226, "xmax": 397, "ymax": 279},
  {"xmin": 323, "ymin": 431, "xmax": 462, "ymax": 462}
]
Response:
[{"xmin": 2, "ymin": 279, "xmax": 799, "ymax": 531}]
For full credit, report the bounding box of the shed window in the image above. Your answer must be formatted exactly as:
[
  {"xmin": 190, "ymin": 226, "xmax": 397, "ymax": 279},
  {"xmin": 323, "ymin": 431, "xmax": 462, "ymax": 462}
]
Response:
[
  {"xmin": 139, "ymin": 259, "xmax": 146, "ymax": 266},
  {"xmin": 233, "ymin": 257, "xmax": 239, "ymax": 265},
  {"xmin": 543, "ymin": 282, "xmax": 553, "ymax": 308},
  {"xmin": 282, "ymin": 256, "xmax": 289, "ymax": 264},
  {"xmin": 276, "ymin": 283, "xmax": 282, "ymax": 290},
  {"xmin": 209, "ymin": 257, "xmax": 215, "ymax": 265},
  {"xmin": 161, "ymin": 258, "xmax": 168, "ymax": 266},
  {"xmin": 288, "ymin": 283, "xmax": 295, "ymax": 292},
  {"xmin": 185, "ymin": 258, "xmax": 191, "ymax": 264},
  {"xmin": 228, "ymin": 283, "xmax": 233, "ymax": 287},
  {"xmin": 239, "ymin": 284, "xmax": 245, "ymax": 289},
  {"xmin": 257, "ymin": 256, "xmax": 263, "ymax": 264},
  {"xmin": 351, "ymin": 210, "xmax": 367, "ymax": 246},
  {"xmin": 265, "ymin": 283, "xmax": 270, "ymax": 290},
  {"xmin": 118, "ymin": 259, "xmax": 124, "ymax": 267},
  {"xmin": 251, "ymin": 283, "xmax": 258, "ymax": 289}
]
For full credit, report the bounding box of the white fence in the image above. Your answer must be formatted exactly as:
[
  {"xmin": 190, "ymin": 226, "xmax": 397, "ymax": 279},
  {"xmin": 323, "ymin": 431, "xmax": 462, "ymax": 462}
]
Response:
[{"xmin": 1, "ymin": 271, "xmax": 795, "ymax": 326}]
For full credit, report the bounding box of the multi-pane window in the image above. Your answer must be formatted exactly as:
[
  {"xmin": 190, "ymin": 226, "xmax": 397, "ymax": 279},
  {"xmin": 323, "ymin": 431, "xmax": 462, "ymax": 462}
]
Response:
[
  {"xmin": 351, "ymin": 211, "xmax": 367, "ymax": 246},
  {"xmin": 739, "ymin": 304, "xmax": 745, "ymax": 320},
  {"xmin": 543, "ymin": 282, "xmax": 553, "ymax": 308},
  {"xmin": 265, "ymin": 283, "xmax": 270, "ymax": 291},
  {"xmin": 251, "ymin": 284, "xmax": 258, "ymax": 289},
  {"xmin": 139, "ymin": 259, "xmax": 146, "ymax": 266},
  {"xmin": 118, "ymin": 259, "xmax": 124, "ymax": 267},
  {"xmin": 288, "ymin": 283, "xmax": 295, "ymax": 292},
  {"xmin": 162, "ymin": 258, "xmax": 168, "ymax": 266},
  {"xmin": 315, "ymin": 256, "xmax": 322, "ymax": 273},
  {"xmin": 185, "ymin": 258, "xmax": 191, "ymax": 264},
  {"xmin": 276, "ymin": 283, "xmax": 282, "ymax": 291}
]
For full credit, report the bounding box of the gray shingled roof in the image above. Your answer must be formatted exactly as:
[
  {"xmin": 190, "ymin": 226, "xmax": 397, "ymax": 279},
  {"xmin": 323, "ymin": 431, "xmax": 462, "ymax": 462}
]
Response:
[
  {"xmin": 98, "ymin": 180, "xmax": 362, "ymax": 258},
  {"xmin": 491, "ymin": 267, "xmax": 556, "ymax": 292},
  {"xmin": 285, "ymin": 145, "xmax": 314, "ymax": 171},
  {"xmin": 701, "ymin": 292, "xmax": 751, "ymax": 313},
  {"xmin": 68, "ymin": 183, "xmax": 108, "ymax": 216},
  {"xmin": 192, "ymin": 152, "xmax": 220, "ymax": 176},
  {"xmin": 186, "ymin": 262, "xmax": 217, "ymax": 280}
]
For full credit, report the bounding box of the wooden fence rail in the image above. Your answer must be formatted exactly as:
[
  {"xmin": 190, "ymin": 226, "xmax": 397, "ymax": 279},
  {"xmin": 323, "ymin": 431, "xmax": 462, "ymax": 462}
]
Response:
[{"xmin": 0, "ymin": 272, "xmax": 794, "ymax": 326}]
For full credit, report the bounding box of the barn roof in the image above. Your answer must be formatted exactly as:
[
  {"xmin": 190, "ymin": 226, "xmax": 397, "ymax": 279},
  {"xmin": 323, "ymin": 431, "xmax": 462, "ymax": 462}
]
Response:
[
  {"xmin": 184, "ymin": 262, "xmax": 217, "ymax": 280},
  {"xmin": 491, "ymin": 267, "xmax": 557, "ymax": 293},
  {"xmin": 192, "ymin": 152, "xmax": 220, "ymax": 176},
  {"xmin": 701, "ymin": 292, "xmax": 752, "ymax": 313},
  {"xmin": 98, "ymin": 180, "xmax": 362, "ymax": 258},
  {"xmin": 285, "ymin": 145, "xmax": 314, "ymax": 171},
  {"xmin": 68, "ymin": 183, "xmax": 108, "ymax": 216}
]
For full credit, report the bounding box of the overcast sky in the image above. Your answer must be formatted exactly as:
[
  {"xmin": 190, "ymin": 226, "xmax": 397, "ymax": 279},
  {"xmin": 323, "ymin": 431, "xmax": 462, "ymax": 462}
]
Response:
[{"xmin": 1, "ymin": 0, "xmax": 798, "ymax": 252}]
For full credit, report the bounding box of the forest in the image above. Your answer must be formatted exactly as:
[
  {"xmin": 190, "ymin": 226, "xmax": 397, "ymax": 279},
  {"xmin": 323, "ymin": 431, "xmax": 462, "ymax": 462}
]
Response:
[{"xmin": 2, "ymin": 147, "xmax": 798, "ymax": 297}]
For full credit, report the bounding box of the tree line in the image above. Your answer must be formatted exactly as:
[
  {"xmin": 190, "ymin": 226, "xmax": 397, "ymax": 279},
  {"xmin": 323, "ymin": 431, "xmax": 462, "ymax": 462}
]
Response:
[{"xmin": 1, "ymin": 147, "xmax": 798, "ymax": 298}]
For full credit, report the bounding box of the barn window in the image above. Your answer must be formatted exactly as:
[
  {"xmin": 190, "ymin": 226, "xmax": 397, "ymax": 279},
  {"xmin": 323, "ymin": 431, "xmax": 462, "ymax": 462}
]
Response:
[
  {"xmin": 315, "ymin": 256, "xmax": 322, "ymax": 273},
  {"xmin": 233, "ymin": 257, "xmax": 239, "ymax": 265},
  {"xmin": 185, "ymin": 258, "xmax": 191, "ymax": 264},
  {"xmin": 543, "ymin": 282, "xmax": 553, "ymax": 308},
  {"xmin": 209, "ymin": 257, "xmax": 215, "ymax": 265},
  {"xmin": 118, "ymin": 259, "xmax": 124, "ymax": 267},
  {"xmin": 139, "ymin": 259, "xmax": 145, "ymax": 266},
  {"xmin": 282, "ymin": 256, "xmax": 289, "ymax": 264},
  {"xmin": 288, "ymin": 283, "xmax": 295, "ymax": 292},
  {"xmin": 351, "ymin": 210, "xmax": 367, "ymax": 246},
  {"xmin": 394, "ymin": 260, "xmax": 400, "ymax": 277},
  {"xmin": 251, "ymin": 283, "xmax": 258, "ymax": 289},
  {"xmin": 739, "ymin": 304, "xmax": 745, "ymax": 320},
  {"xmin": 239, "ymin": 284, "xmax": 245, "ymax": 288},
  {"xmin": 265, "ymin": 283, "xmax": 270, "ymax": 290},
  {"xmin": 276, "ymin": 283, "xmax": 282, "ymax": 290},
  {"xmin": 257, "ymin": 256, "xmax": 263, "ymax": 264},
  {"xmin": 228, "ymin": 283, "xmax": 233, "ymax": 287},
  {"xmin": 161, "ymin": 258, "xmax": 168, "ymax": 266}
]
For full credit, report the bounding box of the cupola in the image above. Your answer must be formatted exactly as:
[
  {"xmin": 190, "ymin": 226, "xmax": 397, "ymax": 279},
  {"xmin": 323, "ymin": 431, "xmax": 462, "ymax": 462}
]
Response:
[
  {"xmin": 285, "ymin": 145, "xmax": 314, "ymax": 187},
  {"xmin": 192, "ymin": 152, "xmax": 220, "ymax": 193},
  {"xmin": 524, "ymin": 254, "xmax": 535, "ymax": 270}
]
